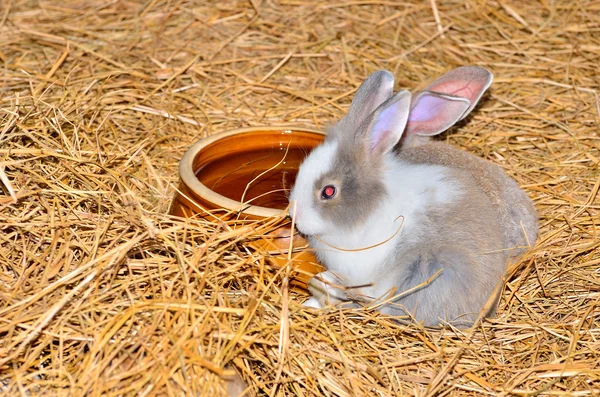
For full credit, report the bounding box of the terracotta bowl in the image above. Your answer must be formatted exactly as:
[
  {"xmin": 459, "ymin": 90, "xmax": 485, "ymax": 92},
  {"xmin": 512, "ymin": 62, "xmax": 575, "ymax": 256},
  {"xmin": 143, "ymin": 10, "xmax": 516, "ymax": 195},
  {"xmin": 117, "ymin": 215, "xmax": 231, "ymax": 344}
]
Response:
[{"xmin": 170, "ymin": 126, "xmax": 326, "ymax": 288}]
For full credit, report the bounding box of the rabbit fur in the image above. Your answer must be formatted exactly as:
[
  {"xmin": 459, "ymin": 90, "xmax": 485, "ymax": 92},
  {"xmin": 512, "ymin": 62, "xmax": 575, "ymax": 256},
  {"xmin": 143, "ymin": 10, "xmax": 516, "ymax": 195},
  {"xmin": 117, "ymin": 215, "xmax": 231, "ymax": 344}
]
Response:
[{"xmin": 289, "ymin": 66, "xmax": 538, "ymax": 327}]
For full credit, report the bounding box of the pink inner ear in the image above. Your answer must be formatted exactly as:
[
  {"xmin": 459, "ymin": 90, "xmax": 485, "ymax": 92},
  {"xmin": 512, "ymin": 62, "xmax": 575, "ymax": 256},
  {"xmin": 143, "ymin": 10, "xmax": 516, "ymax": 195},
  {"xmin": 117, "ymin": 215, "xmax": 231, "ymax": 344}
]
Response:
[
  {"xmin": 423, "ymin": 67, "xmax": 492, "ymax": 103},
  {"xmin": 370, "ymin": 129, "xmax": 391, "ymax": 152},
  {"xmin": 371, "ymin": 105, "xmax": 399, "ymax": 149},
  {"xmin": 406, "ymin": 93, "xmax": 470, "ymax": 136},
  {"xmin": 408, "ymin": 95, "xmax": 449, "ymax": 122},
  {"xmin": 429, "ymin": 79, "xmax": 480, "ymax": 101},
  {"xmin": 370, "ymin": 98, "xmax": 410, "ymax": 152}
]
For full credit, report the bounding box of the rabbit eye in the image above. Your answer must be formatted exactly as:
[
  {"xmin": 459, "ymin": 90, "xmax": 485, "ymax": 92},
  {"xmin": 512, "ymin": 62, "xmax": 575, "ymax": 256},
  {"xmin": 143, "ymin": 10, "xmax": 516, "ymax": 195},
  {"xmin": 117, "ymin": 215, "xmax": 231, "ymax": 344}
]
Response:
[{"xmin": 321, "ymin": 185, "xmax": 336, "ymax": 200}]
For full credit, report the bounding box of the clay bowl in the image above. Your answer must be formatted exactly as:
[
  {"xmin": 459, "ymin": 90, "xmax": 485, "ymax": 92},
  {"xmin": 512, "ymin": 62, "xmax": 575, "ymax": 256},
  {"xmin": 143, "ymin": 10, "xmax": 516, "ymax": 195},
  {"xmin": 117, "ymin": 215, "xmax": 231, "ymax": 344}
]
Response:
[{"xmin": 170, "ymin": 126, "xmax": 326, "ymax": 288}]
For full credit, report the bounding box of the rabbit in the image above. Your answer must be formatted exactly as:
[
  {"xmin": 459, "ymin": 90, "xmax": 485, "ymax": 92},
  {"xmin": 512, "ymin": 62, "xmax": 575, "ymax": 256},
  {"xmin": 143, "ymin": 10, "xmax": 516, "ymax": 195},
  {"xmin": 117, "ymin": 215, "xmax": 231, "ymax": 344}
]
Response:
[{"xmin": 289, "ymin": 66, "xmax": 538, "ymax": 327}]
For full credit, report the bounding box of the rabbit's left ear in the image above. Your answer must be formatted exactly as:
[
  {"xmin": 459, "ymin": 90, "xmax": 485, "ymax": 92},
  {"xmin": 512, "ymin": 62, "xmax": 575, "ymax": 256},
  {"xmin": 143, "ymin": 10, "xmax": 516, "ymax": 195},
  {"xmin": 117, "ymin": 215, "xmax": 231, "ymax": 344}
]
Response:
[
  {"xmin": 406, "ymin": 66, "xmax": 493, "ymax": 137},
  {"xmin": 342, "ymin": 70, "xmax": 395, "ymax": 132},
  {"xmin": 359, "ymin": 90, "xmax": 412, "ymax": 158}
]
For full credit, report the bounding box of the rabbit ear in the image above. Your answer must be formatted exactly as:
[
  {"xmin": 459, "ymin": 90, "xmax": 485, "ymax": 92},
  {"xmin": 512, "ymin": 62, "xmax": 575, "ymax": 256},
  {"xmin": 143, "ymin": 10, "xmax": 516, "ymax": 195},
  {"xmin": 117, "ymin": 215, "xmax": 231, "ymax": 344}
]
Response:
[
  {"xmin": 405, "ymin": 92, "xmax": 470, "ymax": 137},
  {"xmin": 406, "ymin": 66, "xmax": 493, "ymax": 136},
  {"xmin": 361, "ymin": 89, "xmax": 412, "ymax": 157},
  {"xmin": 344, "ymin": 70, "xmax": 395, "ymax": 131},
  {"xmin": 417, "ymin": 66, "xmax": 493, "ymax": 119}
]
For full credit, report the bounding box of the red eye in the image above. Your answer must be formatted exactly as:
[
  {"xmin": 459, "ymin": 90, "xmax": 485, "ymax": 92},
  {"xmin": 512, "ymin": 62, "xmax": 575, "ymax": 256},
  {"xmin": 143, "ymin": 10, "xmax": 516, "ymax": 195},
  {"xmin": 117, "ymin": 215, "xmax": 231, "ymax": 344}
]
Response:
[{"xmin": 321, "ymin": 185, "xmax": 336, "ymax": 200}]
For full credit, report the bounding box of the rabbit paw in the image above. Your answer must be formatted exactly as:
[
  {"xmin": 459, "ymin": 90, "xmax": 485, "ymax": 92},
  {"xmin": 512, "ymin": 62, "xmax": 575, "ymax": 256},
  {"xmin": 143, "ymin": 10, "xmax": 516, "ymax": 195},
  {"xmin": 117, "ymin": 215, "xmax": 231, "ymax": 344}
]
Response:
[
  {"xmin": 306, "ymin": 271, "xmax": 348, "ymax": 308},
  {"xmin": 302, "ymin": 297, "xmax": 323, "ymax": 308}
]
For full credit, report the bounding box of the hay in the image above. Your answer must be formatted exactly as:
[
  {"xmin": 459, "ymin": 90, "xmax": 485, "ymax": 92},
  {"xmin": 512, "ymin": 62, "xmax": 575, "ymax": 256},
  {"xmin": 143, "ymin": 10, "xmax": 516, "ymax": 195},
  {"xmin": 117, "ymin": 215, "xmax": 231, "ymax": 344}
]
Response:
[{"xmin": 1, "ymin": 0, "xmax": 599, "ymax": 395}]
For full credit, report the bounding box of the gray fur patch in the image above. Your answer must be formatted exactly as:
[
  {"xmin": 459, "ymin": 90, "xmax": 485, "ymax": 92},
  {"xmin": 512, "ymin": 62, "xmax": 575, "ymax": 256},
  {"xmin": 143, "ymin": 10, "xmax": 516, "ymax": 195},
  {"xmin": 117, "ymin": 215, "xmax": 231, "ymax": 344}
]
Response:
[
  {"xmin": 377, "ymin": 188, "xmax": 507, "ymax": 326},
  {"xmin": 312, "ymin": 140, "xmax": 387, "ymax": 229},
  {"xmin": 397, "ymin": 142, "xmax": 538, "ymax": 258}
]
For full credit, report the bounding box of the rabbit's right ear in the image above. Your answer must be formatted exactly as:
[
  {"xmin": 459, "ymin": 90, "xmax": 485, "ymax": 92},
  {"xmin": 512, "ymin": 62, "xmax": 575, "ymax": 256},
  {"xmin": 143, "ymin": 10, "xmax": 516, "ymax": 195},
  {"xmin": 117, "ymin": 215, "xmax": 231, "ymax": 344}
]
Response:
[
  {"xmin": 343, "ymin": 70, "xmax": 395, "ymax": 131},
  {"xmin": 406, "ymin": 66, "xmax": 493, "ymax": 137}
]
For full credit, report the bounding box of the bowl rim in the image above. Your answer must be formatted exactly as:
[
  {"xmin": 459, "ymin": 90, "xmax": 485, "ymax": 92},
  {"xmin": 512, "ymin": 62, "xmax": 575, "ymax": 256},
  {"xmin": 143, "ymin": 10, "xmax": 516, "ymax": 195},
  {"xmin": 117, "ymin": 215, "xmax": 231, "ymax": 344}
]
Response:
[{"xmin": 179, "ymin": 126, "xmax": 326, "ymax": 218}]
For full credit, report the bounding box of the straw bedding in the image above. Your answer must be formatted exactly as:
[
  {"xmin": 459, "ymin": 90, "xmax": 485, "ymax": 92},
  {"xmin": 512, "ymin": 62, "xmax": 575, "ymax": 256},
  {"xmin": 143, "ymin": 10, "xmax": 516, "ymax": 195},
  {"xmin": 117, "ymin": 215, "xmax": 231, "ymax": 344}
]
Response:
[{"xmin": 1, "ymin": 0, "xmax": 599, "ymax": 395}]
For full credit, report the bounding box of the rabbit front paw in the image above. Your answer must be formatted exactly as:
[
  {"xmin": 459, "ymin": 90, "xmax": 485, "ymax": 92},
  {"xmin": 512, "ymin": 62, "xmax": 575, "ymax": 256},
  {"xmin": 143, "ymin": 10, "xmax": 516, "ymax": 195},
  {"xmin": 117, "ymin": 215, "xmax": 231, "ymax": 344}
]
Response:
[
  {"xmin": 305, "ymin": 271, "xmax": 348, "ymax": 308},
  {"xmin": 302, "ymin": 297, "xmax": 323, "ymax": 308}
]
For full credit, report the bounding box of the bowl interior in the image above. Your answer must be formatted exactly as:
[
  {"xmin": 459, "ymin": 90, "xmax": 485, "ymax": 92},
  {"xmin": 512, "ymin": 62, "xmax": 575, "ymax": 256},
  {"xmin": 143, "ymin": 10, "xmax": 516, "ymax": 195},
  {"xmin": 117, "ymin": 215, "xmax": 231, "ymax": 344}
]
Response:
[{"xmin": 191, "ymin": 128, "xmax": 325, "ymax": 213}]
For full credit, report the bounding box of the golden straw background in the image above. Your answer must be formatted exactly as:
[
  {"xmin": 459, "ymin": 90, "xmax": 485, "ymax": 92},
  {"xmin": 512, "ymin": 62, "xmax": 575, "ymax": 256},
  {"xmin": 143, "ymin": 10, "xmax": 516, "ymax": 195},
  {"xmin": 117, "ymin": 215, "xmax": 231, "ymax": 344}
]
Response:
[{"xmin": 1, "ymin": 1, "xmax": 599, "ymax": 395}]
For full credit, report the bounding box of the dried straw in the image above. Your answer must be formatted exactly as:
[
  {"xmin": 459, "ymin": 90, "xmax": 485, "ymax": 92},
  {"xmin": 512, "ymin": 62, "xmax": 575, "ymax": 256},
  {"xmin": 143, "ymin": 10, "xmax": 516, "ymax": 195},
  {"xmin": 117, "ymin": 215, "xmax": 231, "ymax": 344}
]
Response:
[{"xmin": 1, "ymin": 0, "xmax": 599, "ymax": 396}]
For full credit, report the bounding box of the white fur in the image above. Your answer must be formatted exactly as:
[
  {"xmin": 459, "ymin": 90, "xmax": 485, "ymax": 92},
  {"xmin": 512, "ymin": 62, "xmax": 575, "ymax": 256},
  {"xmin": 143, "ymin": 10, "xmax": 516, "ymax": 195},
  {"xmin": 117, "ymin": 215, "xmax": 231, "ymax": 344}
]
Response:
[
  {"xmin": 305, "ymin": 270, "xmax": 349, "ymax": 307},
  {"xmin": 303, "ymin": 297, "xmax": 322, "ymax": 308},
  {"xmin": 297, "ymin": 152, "xmax": 462, "ymax": 306},
  {"xmin": 289, "ymin": 140, "xmax": 338, "ymax": 235}
]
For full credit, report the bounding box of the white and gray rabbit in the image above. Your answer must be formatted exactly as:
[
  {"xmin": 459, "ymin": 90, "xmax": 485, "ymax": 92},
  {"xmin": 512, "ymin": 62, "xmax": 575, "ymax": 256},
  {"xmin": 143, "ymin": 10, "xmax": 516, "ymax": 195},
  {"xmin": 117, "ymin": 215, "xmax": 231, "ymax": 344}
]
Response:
[{"xmin": 289, "ymin": 66, "xmax": 538, "ymax": 327}]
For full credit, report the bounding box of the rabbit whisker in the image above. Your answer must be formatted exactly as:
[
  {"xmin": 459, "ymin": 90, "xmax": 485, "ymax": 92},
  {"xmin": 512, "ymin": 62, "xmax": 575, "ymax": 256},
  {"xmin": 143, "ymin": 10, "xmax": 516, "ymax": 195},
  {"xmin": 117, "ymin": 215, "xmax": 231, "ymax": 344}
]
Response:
[{"xmin": 312, "ymin": 215, "xmax": 404, "ymax": 252}]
